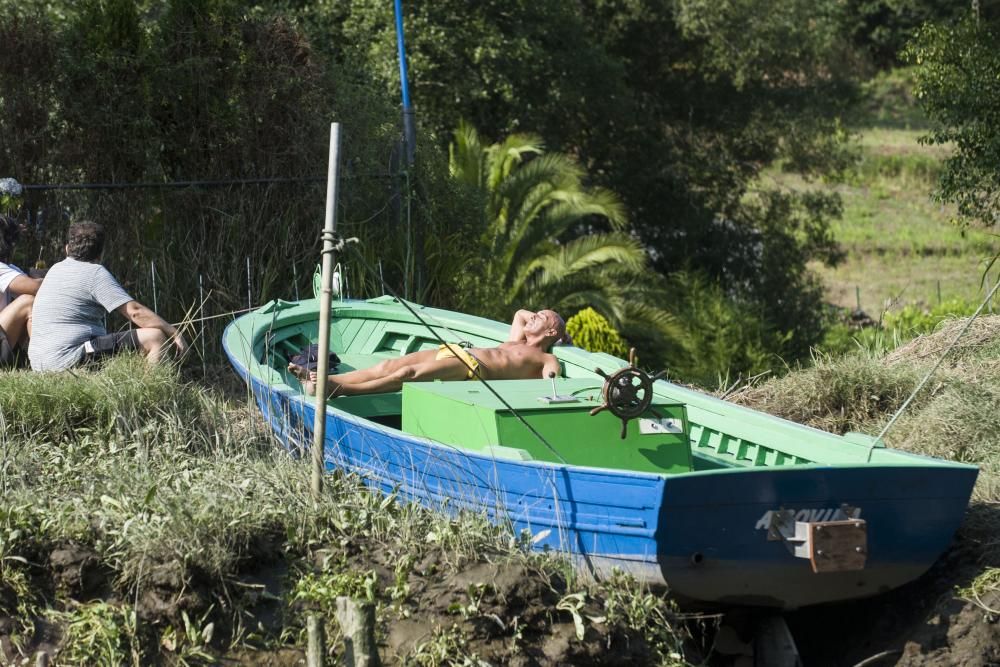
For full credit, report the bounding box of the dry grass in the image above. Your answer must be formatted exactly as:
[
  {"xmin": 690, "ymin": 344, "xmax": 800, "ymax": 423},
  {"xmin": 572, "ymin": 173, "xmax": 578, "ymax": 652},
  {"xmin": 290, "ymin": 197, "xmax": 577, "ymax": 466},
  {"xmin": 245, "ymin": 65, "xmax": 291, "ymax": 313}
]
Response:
[{"xmin": 731, "ymin": 315, "xmax": 1000, "ymax": 504}]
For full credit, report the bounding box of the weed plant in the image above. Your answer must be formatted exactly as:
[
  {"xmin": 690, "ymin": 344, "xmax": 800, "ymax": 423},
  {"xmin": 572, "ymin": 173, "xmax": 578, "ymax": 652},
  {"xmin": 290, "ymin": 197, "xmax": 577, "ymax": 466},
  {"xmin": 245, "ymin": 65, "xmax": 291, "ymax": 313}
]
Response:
[
  {"xmin": 819, "ymin": 298, "xmax": 986, "ymax": 357},
  {"xmin": 0, "ymin": 357, "xmax": 690, "ymax": 664}
]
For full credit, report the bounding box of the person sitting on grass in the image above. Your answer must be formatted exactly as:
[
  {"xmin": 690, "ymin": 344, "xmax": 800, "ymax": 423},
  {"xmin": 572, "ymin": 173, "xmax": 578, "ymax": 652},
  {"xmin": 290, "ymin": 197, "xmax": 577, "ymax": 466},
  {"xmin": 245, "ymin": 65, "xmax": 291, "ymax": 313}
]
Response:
[
  {"xmin": 28, "ymin": 221, "xmax": 185, "ymax": 371},
  {"xmin": 0, "ymin": 215, "xmax": 43, "ymax": 368},
  {"xmin": 289, "ymin": 309, "xmax": 568, "ymax": 397}
]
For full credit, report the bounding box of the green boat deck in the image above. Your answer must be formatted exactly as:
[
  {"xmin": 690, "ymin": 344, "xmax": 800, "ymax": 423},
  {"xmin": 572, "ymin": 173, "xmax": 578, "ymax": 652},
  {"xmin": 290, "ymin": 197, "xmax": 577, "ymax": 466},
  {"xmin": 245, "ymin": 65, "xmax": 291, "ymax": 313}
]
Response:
[{"xmin": 402, "ymin": 379, "xmax": 692, "ymax": 473}]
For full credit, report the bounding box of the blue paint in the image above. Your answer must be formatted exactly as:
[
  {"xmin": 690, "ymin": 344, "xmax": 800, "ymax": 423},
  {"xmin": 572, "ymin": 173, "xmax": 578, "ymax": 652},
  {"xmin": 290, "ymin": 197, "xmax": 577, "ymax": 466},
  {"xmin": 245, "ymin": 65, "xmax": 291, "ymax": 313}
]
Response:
[{"xmin": 393, "ymin": 0, "xmax": 416, "ymax": 165}]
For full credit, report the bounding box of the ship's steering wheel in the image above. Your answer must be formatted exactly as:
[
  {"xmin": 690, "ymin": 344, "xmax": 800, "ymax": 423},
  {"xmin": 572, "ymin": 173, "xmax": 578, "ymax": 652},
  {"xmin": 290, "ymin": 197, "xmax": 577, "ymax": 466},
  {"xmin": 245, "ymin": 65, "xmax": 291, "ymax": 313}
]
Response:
[{"xmin": 590, "ymin": 348, "xmax": 668, "ymax": 439}]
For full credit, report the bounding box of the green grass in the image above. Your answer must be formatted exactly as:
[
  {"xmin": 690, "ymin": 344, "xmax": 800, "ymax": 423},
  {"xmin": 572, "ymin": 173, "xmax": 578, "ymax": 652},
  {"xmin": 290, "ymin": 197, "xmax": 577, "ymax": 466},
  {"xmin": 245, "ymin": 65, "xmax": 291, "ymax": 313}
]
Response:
[
  {"xmin": 756, "ymin": 68, "xmax": 1000, "ymax": 317},
  {"xmin": 762, "ymin": 69, "xmax": 1000, "ymax": 317},
  {"xmin": 0, "ymin": 358, "xmax": 692, "ymax": 665}
]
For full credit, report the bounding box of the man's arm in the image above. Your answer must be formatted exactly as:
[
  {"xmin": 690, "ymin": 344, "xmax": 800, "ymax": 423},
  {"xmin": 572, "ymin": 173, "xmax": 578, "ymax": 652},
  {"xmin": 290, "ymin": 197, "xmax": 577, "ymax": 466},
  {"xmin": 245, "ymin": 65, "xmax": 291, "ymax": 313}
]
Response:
[
  {"xmin": 116, "ymin": 300, "xmax": 186, "ymax": 352},
  {"xmin": 541, "ymin": 353, "xmax": 561, "ymax": 379},
  {"xmin": 9, "ymin": 275, "xmax": 42, "ymax": 295},
  {"xmin": 508, "ymin": 309, "xmax": 534, "ymax": 343}
]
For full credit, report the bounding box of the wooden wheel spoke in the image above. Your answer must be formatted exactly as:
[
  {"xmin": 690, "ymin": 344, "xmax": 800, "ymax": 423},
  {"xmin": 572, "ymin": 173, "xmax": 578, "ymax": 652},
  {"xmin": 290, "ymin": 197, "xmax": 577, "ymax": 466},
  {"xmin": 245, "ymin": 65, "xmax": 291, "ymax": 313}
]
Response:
[{"xmin": 590, "ymin": 352, "xmax": 668, "ymax": 439}]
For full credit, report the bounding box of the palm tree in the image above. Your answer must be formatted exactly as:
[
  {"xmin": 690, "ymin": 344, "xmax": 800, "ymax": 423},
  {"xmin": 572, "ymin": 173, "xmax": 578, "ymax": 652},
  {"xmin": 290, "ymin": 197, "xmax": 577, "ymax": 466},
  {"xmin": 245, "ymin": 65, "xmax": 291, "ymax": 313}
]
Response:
[{"xmin": 449, "ymin": 121, "xmax": 679, "ymax": 351}]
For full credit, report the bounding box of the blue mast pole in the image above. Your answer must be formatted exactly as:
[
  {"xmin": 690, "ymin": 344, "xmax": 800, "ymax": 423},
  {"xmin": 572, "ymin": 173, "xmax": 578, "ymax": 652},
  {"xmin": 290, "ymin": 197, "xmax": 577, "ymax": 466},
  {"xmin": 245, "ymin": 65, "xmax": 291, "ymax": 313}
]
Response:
[{"xmin": 393, "ymin": 0, "xmax": 416, "ymax": 166}]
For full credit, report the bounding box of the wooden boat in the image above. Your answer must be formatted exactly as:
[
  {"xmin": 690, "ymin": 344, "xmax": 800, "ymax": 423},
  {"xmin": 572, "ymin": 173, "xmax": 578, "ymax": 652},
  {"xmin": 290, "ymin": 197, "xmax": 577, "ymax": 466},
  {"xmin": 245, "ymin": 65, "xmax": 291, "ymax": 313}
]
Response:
[{"xmin": 223, "ymin": 295, "xmax": 978, "ymax": 609}]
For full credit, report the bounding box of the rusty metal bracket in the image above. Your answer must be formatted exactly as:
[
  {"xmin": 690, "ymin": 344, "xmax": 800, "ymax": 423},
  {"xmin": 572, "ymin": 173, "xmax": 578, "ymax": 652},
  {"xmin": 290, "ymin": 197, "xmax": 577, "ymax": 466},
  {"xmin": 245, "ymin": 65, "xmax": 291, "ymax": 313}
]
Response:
[{"xmin": 766, "ymin": 505, "xmax": 867, "ymax": 573}]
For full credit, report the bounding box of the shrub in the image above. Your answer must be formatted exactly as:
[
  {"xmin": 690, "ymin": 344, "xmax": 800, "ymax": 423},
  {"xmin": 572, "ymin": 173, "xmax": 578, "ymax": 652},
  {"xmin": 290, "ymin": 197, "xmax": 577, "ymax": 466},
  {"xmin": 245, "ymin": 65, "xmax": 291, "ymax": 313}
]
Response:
[{"xmin": 565, "ymin": 307, "xmax": 629, "ymax": 358}]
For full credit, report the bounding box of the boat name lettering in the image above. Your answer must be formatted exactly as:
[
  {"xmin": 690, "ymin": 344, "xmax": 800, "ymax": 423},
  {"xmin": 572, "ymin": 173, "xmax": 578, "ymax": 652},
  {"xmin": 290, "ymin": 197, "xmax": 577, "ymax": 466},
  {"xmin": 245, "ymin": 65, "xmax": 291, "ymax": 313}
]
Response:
[{"xmin": 755, "ymin": 507, "xmax": 861, "ymax": 530}]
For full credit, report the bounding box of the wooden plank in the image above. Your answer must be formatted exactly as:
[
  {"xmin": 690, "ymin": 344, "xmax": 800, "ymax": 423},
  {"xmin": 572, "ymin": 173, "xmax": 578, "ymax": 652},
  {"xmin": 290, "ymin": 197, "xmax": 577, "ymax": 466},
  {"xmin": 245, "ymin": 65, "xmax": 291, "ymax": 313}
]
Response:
[{"xmin": 809, "ymin": 519, "xmax": 867, "ymax": 573}]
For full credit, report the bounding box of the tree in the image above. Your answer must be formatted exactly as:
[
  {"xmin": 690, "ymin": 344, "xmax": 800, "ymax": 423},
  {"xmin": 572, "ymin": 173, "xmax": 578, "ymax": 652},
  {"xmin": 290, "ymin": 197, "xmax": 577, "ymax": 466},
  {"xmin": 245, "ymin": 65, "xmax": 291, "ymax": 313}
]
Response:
[
  {"xmin": 449, "ymin": 122, "xmax": 678, "ymax": 352},
  {"xmin": 296, "ymin": 0, "xmax": 857, "ymax": 363},
  {"xmin": 837, "ymin": 0, "xmax": 968, "ymax": 70},
  {"xmin": 907, "ymin": 12, "xmax": 1000, "ymax": 228}
]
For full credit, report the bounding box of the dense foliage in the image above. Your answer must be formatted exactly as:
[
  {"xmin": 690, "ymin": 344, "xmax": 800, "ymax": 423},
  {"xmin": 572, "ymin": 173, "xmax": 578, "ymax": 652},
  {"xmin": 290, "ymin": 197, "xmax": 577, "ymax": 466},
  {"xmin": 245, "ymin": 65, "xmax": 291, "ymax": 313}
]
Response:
[
  {"xmin": 0, "ymin": 0, "xmax": 470, "ymax": 334},
  {"xmin": 315, "ymin": 0, "xmax": 862, "ymax": 364},
  {"xmin": 907, "ymin": 11, "xmax": 1000, "ymax": 229},
  {"xmin": 1, "ymin": 0, "xmax": 968, "ymax": 383},
  {"xmin": 839, "ymin": 0, "xmax": 969, "ymax": 69}
]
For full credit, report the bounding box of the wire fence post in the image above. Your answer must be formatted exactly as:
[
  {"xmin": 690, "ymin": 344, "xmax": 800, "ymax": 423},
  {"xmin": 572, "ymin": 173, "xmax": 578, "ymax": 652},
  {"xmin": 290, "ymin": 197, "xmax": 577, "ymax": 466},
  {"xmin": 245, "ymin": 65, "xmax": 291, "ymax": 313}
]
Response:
[
  {"xmin": 855, "ymin": 286, "xmax": 861, "ymax": 312},
  {"xmin": 307, "ymin": 614, "xmax": 325, "ymax": 667},
  {"xmin": 293, "ymin": 262, "xmax": 300, "ymax": 301},
  {"xmin": 199, "ymin": 273, "xmax": 207, "ymax": 378},
  {"xmin": 246, "ymin": 257, "xmax": 252, "ymax": 312},
  {"xmin": 151, "ymin": 261, "xmax": 158, "ymax": 313},
  {"xmin": 378, "ymin": 260, "xmax": 385, "ymax": 296},
  {"xmin": 990, "ymin": 272, "xmax": 997, "ymax": 315}
]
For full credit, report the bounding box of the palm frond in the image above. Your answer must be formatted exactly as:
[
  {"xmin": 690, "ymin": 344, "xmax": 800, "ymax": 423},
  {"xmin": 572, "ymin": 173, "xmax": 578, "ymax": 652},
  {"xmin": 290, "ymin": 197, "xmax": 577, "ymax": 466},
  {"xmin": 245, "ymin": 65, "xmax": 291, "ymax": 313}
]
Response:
[
  {"xmin": 500, "ymin": 193, "xmax": 633, "ymax": 287},
  {"xmin": 449, "ymin": 120, "xmax": 485, "ymax": 188},
  {"xmin": 497, "ymin": 153, "xmax": 585, "ymax": 221},
  {"xmin": 450, "ymin": 122, "xmax": 680, "ymax": 358},
  {"xmin": 518, "ymin": 234, "xmax": 647, "ymax": 287},
  {"xmin": 485, "ymin": 132, "xmax": 544, "ymax": 195}
]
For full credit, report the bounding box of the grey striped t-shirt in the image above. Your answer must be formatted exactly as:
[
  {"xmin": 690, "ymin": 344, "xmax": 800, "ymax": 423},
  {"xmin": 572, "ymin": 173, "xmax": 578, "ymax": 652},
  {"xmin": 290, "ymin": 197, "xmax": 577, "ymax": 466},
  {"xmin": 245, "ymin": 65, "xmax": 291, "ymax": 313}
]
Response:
[{"xmin": 28, "ymin": 258, "xmax": 133, "ymax": 371}]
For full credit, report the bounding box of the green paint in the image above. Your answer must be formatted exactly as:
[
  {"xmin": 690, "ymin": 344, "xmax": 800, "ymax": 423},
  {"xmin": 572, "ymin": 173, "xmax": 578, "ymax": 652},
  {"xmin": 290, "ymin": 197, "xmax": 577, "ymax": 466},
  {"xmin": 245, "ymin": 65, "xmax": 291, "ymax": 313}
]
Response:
[{"xmin": 402, "ymin": 379, "xmax": 691, "ymax": 473}]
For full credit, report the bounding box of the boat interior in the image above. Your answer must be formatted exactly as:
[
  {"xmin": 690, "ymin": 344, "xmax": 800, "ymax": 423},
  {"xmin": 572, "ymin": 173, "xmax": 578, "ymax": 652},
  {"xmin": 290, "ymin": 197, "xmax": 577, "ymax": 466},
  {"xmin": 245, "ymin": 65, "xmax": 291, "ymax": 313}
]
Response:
[{"xmin": 238, "ymin": 298, "xmax": 944, "ymax": 476}]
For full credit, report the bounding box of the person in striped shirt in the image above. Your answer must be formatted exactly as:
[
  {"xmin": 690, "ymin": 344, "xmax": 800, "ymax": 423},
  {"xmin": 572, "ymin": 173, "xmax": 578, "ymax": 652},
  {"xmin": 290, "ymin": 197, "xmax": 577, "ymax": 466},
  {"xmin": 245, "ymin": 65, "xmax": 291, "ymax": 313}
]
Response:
[{"xmin": 28, "ymin": 221, "xmax": 185, "ymax": 371}]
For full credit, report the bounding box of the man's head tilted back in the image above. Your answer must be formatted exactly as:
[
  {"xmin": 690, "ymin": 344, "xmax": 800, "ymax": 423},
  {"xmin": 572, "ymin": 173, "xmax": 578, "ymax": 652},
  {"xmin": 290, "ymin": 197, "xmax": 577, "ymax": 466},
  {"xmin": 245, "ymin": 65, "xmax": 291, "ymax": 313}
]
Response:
[
  {"xmin": 537, "ymin": 309, "xmax": 569, "ymax": 349},
  {"xmin": 66, "ymin": 221, "xmax": 105, "ymax": 262}
]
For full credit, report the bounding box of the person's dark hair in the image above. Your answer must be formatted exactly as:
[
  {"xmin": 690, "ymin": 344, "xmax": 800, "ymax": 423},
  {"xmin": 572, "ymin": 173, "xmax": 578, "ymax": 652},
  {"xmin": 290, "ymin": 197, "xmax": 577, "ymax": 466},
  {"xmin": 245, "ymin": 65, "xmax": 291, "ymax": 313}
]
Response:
[
  {"xmin": 66, "ymin": 221, "xmax": 105, "ymax": 262},
  {"xmin": 0, "ymin": 215, "xmax": 20, "ymax": 264}
]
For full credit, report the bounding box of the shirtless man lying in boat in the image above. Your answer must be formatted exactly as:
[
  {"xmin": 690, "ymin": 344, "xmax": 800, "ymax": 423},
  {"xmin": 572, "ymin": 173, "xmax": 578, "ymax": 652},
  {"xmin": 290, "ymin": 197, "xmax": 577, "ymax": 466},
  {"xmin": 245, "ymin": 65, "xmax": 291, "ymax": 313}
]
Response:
[{"xmin": 288, "ymin": 309, "xmax": 568, "ymax": 397}]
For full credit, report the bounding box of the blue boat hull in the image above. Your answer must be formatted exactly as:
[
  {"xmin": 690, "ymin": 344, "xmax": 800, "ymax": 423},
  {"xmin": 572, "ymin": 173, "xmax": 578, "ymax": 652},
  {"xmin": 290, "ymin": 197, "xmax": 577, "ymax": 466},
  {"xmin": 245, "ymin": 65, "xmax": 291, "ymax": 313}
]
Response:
[{"xmin": 227, "ymin": 346, "xmax": 977, "ymax": 609}]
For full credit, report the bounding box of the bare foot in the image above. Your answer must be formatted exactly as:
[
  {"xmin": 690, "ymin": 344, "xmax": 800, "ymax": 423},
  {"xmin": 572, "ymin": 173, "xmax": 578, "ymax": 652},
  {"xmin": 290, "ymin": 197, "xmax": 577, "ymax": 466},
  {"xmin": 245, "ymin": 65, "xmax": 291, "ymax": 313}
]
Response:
[{"xmin": 287, "ymin": 363, "xmax": 317, "ymax": 396}]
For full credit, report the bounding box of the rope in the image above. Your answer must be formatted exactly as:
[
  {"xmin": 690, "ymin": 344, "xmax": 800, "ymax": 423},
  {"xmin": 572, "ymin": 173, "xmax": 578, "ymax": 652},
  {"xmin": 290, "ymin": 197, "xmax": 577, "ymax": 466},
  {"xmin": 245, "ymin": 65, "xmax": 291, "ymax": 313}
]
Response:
[
  {"xmin": 170, "ymin": 306, "xmax": 260, "ymax": 327},
  {"xmin": 337, "ymin": 239, "xmax": 568, "ymax": 464},
  {"xmin": 20, "ymin": 174, "xmax": 400, "ymax": 192},
  {"xmin": 869, "ymin": 277, "xmax": 1000, "ymax": 460}
]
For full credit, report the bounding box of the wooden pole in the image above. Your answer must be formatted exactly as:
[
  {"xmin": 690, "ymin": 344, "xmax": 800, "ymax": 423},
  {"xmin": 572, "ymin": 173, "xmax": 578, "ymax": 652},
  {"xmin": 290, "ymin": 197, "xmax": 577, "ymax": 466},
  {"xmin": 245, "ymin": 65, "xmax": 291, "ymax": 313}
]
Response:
[
  {"xmin": 307, "ymin": 614, "xmax": 325, "ymax": 667},
  {"xmin": 311, "ymin": 123, "xmax": 342, "ymax": 499},
  {"xmin": 246, "ymin": 257, "xmax": 253, "ymax": 312},
  {"xmin": 335, "ymin": 597, "xmax": 380, "ymax": 667}
]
